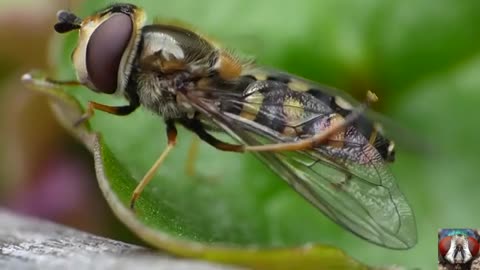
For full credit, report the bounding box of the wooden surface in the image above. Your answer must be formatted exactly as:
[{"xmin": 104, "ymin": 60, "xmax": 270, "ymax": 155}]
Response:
[{"xmin": 0, "ymin": 209, "xmax": 243, "ymax": 270}]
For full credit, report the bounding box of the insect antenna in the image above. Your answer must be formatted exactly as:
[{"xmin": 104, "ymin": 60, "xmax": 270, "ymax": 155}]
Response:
[{"xmin": 54, "ymin": 9, "xmax": 82, "ymax": 33}]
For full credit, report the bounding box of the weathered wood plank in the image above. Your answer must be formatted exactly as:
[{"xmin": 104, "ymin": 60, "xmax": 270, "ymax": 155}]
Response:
[{"xmin": 0, "ymin": 209, "xmax": 242, "ymax": 270}]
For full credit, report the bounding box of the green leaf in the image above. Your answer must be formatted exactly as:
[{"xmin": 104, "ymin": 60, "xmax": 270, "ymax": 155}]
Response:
[{"xmin": 33, "ymin": 0, "xmax": 480, "ymax": 269}]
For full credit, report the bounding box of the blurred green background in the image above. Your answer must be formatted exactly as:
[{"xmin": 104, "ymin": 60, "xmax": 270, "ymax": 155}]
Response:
[{"xmin": 2, "ymin": 0, "xmax": 480, "ymax": 269}]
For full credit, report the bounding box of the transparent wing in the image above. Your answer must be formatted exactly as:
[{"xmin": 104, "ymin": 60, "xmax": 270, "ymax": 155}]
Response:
[
  {"xmin": 183, "ymin": 81, "xmax": 417, "ymax": 249},
  {"xmin": 246, "ymin": 129, "xmax": 416, "ymax": 249}
]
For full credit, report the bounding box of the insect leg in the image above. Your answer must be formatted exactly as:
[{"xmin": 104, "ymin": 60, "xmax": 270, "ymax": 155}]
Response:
[
  {"xmin": 244, "ymin": 91, "xmax": 378, "ymax": 152},
  {"xmin": 22, "ymin": 71, "xmax": 82, "ymax": 88},
  {"xmin": 21, "ymin": 72, "xmax": 139, "ymax": 126},
  {"xmin": 130, "ymin": 120, "xmax": 177, "ymax": 210},
  {"xmin": 74, "ymin": 101, "xmax": 138, "ymax": 127},
  {"xmin": 43, "ymin": 78, "xmax": 82, "ymax": 87},
  {"xmin": 184, "ymin": 119, "xmax": 245, "ymax": 152},
  {"xmin": 185, "ymin": 136, "xmax": 200, "ymax": 176}
]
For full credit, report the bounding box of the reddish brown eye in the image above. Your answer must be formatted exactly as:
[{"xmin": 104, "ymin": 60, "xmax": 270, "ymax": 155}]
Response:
[
  {"xmin": 86, "ymin": 13, "xmax": 132, "ymax": 93},
  {"xmin": 468, "ymin": 237, "xmax": 479, "ymax": 256},
  {"xmin": 439, "ymin": 236, "xmax": 452, "ymax": 257}
]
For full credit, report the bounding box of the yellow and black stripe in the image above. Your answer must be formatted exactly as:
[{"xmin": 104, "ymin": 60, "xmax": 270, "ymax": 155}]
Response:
[{"xmin": 226, "ymin": 70, "xmax": 396, "ymax": 162}]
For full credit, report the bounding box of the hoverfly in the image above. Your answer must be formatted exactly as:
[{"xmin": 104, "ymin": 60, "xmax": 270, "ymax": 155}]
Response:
[{"xmin": 24, "ymin": 3, "xmax": 416, "ymax": 249}]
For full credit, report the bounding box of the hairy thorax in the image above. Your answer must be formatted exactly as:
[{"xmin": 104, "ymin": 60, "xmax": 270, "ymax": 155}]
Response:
[{"xmin": 135, "ymin": 71, "xmax": 192, "ymax": 120}]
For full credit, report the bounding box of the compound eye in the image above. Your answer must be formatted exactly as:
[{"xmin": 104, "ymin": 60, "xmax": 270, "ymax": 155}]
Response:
[
  {"xmin": 468, "ymin": 237, "xmax": 480, "ymax": 256},
  {"xmin": 86, "ymin": 13, "xmax": 132, "ymax": 93},
  {"xmin": 439, "ymin": 236, "xmax": 452, "ymax": 257}
]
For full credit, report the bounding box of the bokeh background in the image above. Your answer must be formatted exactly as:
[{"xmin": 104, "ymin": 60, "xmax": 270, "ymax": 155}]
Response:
[{"xmin": 1, "ymin": 0, "xmax": 480, "ymax": 269}]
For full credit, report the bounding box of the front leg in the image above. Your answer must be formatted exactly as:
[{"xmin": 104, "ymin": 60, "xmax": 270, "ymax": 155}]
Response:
[
  {"xmin": 74, "ymin": 101, "xmax": 138, "ymax": 127},
  {"xmin": 21, "ymin": 72, "xmax": 139, "ymax": 126}
]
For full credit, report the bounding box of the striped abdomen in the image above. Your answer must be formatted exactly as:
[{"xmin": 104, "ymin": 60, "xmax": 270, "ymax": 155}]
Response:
[{"xmin": 221, "ymin": 70, "xmax": 395, "ymax": 162}]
